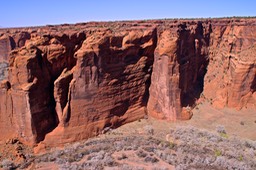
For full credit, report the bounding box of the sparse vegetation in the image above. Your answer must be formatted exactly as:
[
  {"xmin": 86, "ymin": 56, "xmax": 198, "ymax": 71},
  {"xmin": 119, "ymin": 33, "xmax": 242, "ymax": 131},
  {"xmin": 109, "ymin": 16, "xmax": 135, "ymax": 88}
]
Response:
[
  {"xmin": 1, "ymin": 125, "xmax": 255, "ymax": 169},
  {"xmin": 220, "ymin": 133, "xmax": 229, "ymax": 138},
  {"xmin": 216, "ymin": 125, "xmax": 226, "ymax": 134},
  {"xmin": 144, "ymin": 125, "xmax": 154, "ymax": 135},
  {"xmin": 0, "ymin": 159, "xmax": 16, "ymax": 169},
  {"xmin": 214, "ymin": 149, "xmax": 222, "ymax": 157}
]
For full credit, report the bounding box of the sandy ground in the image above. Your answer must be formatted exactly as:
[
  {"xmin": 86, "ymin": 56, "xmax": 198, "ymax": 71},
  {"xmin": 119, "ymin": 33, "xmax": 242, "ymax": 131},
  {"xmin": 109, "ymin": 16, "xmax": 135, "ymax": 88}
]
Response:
[{"xmin": 112, "ymin": 102, "xmax": 256, "ymax": 141}]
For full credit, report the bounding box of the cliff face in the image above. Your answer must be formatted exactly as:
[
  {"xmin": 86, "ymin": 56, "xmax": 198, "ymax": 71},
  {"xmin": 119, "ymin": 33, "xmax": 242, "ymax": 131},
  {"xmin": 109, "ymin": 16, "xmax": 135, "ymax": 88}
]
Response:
[
  {"xmin": 0, "ymin": 18, "xmax": 255, "ymax": 146},
  {"xmin": 204, "ymin": 22, "xmax": 256, "ymax": 109},
  {"xmin": 148, "ymin": 22, "xmax": 211, "ymax": 120}
]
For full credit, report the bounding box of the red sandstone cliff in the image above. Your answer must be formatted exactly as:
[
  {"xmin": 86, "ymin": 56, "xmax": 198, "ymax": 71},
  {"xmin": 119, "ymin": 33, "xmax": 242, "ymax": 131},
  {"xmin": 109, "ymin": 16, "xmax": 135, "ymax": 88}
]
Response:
[{"xmin": 0, "ymin": 18, "xmax": 255, "ymax": 147}]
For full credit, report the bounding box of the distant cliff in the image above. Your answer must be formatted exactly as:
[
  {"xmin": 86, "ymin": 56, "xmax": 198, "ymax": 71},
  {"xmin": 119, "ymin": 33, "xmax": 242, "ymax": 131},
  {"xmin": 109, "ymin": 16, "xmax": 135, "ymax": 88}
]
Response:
[{"xmin": 0, "ymin": 18, "xmax": 255, "ymax": 147}]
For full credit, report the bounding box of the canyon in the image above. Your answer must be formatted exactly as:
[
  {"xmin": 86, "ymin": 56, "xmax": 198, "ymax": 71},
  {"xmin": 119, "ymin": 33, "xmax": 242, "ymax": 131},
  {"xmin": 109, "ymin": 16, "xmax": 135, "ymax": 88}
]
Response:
[{"xmin": 0, "ymin": 18, "xmax": 255, "ymax": 148}]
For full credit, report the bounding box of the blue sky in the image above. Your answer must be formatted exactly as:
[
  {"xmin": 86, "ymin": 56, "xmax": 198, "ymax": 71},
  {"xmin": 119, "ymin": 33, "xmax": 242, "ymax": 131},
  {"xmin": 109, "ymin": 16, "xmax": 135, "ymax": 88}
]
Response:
[{"xmin": 1, "ymin": 0, "xmax": 255, "ymax": 27}]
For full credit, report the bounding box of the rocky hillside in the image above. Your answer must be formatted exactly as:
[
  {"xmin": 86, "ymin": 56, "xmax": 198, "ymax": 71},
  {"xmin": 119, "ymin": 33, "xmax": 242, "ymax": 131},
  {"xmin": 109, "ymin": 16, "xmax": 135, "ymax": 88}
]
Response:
[{"xmin": 0, "ymin": 18, "xmax": 255, "ymax": 147}]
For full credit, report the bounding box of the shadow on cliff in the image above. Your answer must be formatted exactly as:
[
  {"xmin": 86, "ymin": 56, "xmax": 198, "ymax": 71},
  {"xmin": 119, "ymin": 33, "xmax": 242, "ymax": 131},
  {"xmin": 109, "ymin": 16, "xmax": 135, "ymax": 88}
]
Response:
[
  {"xmin": 251, "ymin": 75, "xmax": 256, "ymax": 93},
  {"xmin": 34, "ymin": 33, "xmax": 86, "ymax": 143},
  {"xmin": 177, "ymin": 22, "xmax": 211, "ymax": 107}
]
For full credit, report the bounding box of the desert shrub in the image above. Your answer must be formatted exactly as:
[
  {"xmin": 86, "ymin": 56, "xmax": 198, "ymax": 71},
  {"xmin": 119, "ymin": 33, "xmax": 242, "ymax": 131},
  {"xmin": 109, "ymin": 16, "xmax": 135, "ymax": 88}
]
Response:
[
  {"xmin": 123, "ymin": 146, "xmax": 133, "ymax": 151},
  {"xmin": 148, "ymin": 137, "xmax": 161, "ymax": 145},
  {"xmin": 214, "ymin": 156, "xmax": 227, "ymax": 167},
  {"xmin": 143, "ymin": 146, "xmax": 155, "ymax": 152},
  {"xmin": 59, "ymin": 162, "xmax": 71, "ymax": 169},
  {"xmin": 67, "ymin": 156, "xmax": 75, "ymax": 163},
  {"xmin": 151, "ymin": 166, "xmax": 169, "ymax": 170},
  {"xmin": 38, "ymin": 154, "xmax": 50, "ymax": 162},
  {"xmin": 136, "ymin": 150, "xmax": 147, "ymax": 158},
  {"xmin": 117, "ymin": 153, "xmax": 127, "ymax": 160},
  {"xmin": 73, "ymin": 153, "xmax": 83, "ymax": 161},
  {"xmin": 67, "ymin": 164, "xmax": 79, "ymax": 170},
  {"xmin": 0, "ymin": 159, "xmax": 16, "ymax": 170},
  {"xmin": 102, "ymin": 153, "xmax": 116, "ymax": 167},
  {"xmin": 214, "ymin": 149, "xmax": 222, "ymax": 157},
  {"xmin": 81, "ymin": 148, "xmax": 91, "ymax": 155},
  {"xmin": 114, "ymin": 141, "xmax": 124, "ymax": 151},
  {"xmin": 159, "ymin": 141, "xmax": 172, "ymax": 148},
  {"xmin": 91, "ymin": 150, "xmax": 105, "ymax": 161},
  {"xmin": 216, "ymin": 125, "xmax": 226, "ymax": 134},
  {"xmin": 144, "ymin": 125, "xmax": 154, "ymax": 135},
  {"xmin": 120, "ymin": 164, "xmax": 134, "ymax": 170},
  {"xmin": 144, "ymin": 156, "xmax": 159, "ymax": 163},
  {"xmin": 244, "ymin": 140, "xmax": 256, "ymax": 150},
  {"xmin": 175, "ymin": 164, "xmax": 188, "ymax": 170},
  {"xmin": 220, "ymin": 133, "xmax": 228, "ymax": 138},
  {"xmin": 55, "ymin": 157, "xmax": 67, "ymax": 165},
  {"xmin": 247, "ymin": 148, "xmax": 255, "ymax": 157}
]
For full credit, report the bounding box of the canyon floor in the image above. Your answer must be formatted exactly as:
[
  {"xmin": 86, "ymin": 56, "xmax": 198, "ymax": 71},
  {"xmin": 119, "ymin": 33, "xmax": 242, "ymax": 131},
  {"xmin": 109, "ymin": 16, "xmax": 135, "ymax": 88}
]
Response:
[{"xmin": 0, "ymin": 102, "xmax": 256, "ymax": 170}]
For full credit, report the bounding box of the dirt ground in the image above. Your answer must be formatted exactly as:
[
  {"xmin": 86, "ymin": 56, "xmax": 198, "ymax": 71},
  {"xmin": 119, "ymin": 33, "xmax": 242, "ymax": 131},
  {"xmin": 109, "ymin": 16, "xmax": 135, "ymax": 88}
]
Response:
[{"xmin": 113, "ymin": 102, "xmax": 256, "ymax": 141}]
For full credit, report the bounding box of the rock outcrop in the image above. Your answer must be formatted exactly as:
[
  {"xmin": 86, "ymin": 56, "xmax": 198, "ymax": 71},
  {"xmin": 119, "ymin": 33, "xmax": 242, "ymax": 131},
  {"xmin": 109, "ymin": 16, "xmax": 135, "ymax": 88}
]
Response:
[{"xmin": 0, "ymin": 18, "xmax": 255, "ymax": 147}]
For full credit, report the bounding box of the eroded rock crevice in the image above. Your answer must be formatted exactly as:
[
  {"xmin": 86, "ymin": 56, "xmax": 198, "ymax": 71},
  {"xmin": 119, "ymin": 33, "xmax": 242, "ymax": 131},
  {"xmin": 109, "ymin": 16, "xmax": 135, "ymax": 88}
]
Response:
[
  {"xmin": 36, "ymin": 32, "xmax": 87, "ymax": 140},
  {"xmin": 53, "ymin": 69, "xmax": 73, "ymax": 127},
  {"xmin": 177, "ymin": 22, "xmax": 211, "ymax": 108},
  {"xmin": 251, "ymin": 74, "xmax": 256, "ymax": 92}
]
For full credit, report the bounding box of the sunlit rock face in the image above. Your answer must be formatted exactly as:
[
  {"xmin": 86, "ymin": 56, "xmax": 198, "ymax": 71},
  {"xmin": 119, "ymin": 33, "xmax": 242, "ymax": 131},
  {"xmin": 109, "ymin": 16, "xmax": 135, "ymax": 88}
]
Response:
[{"xmin": 0, "ymin": 18, "xmax": 255, "ymax": 147}]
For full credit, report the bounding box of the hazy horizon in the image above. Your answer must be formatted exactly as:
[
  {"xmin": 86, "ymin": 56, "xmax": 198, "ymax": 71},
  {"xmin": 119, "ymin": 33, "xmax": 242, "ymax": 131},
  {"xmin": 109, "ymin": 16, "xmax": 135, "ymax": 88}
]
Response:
[{"xmin": 1, "ymin": 0, "xmax": 255, "ymax": 28}]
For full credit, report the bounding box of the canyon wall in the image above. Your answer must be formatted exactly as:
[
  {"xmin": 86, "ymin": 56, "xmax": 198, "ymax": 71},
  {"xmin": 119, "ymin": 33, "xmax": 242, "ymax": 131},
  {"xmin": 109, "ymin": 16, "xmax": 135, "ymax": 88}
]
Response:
[
  {"xmin": 204, "ymin": 22, "xmax": 256, "ymax": 109},
  {"xmin": 148, "ymin": 21, "xmax": 211, "ymax": 120},
  {"xmin": 0, "ymin": 18, "xmax": 255, "ymax": 146}
]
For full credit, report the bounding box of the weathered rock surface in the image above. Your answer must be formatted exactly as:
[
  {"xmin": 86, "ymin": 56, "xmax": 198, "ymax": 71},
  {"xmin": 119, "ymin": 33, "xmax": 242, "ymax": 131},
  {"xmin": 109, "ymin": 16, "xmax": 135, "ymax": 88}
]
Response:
[
  {"xmin": 148, "ymin": 22, "xmax": 211, "ymax": 120},
  {"xmin": 0, "ymin": 18, "xmax": 255, "ymax": 147},
  {"xmin": 204, "ymin": 23, "xmax": 256, "ymax": 109}
]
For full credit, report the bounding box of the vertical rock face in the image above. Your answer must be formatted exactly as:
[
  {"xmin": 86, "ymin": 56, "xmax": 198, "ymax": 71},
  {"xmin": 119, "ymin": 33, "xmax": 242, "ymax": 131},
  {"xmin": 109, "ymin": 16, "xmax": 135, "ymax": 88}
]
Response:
[
  {"xmin": 0, "ymin": 19, "xmax": 255, "ymax": 146},
  {"xmin": 147, "ymin": 30, "xmax": 181, "ymax": 120},
  {"xmin": 8, "ymin": 46, "xmax": 54, "ymax": 144},
  {"xmin": 204, "ymin": 22, "xmax": 256, "ymax": 109},
  {"xmin": 148, "ymin": 22, "xmax": 211, "ymax": 120}
]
